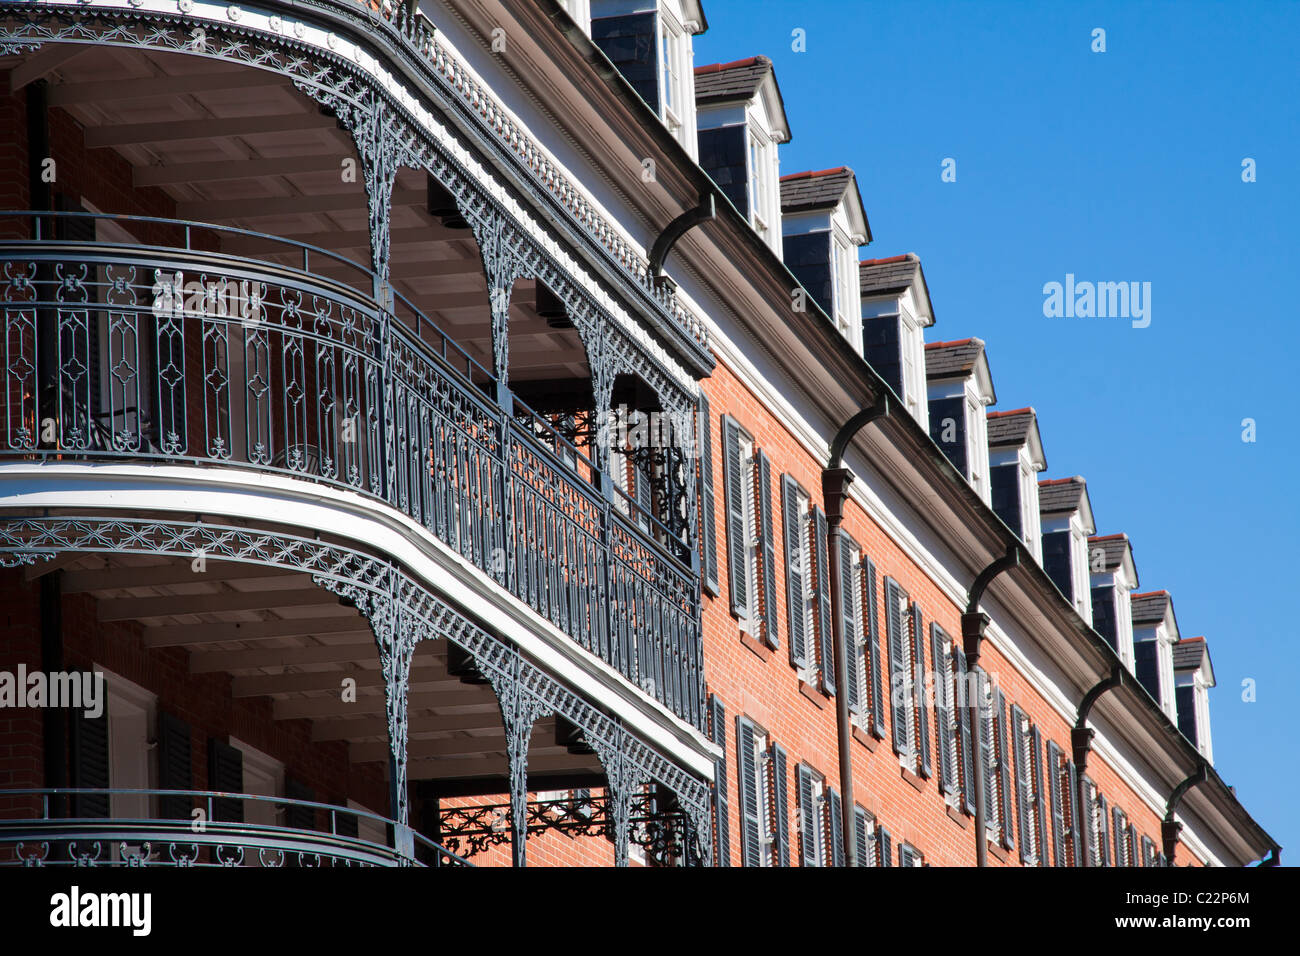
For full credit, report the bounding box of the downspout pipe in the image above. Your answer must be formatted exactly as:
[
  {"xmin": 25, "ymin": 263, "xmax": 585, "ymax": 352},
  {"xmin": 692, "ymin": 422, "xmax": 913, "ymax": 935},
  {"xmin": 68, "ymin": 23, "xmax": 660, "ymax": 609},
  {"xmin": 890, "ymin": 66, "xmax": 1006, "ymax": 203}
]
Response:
[
  {"xmin": 1071, "ymin": 665, "xmax": 1125, "ymax": 867},
  {"xmin": 1162, "ymin": 762, "xmax": 1208, "ymax": 866},
  {"xmin": 962, "ymin": 544, "xmax": 1021, "ymax": 867},
  {"xmin": 822, "ymin": 394, "xmax": 890, "ymax": 867}
]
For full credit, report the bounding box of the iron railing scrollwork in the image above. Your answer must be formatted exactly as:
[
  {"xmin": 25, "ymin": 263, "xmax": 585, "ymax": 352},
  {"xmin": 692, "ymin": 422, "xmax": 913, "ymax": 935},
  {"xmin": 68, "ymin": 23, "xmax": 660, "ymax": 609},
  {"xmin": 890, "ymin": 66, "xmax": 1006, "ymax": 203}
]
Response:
[
  {"xmin": 0, "ymin": 788, "xmax": 470, "ymax": 867},
  {"xmin": 0, "ymin": 211, "xmax": 704, "ymax": 730}
]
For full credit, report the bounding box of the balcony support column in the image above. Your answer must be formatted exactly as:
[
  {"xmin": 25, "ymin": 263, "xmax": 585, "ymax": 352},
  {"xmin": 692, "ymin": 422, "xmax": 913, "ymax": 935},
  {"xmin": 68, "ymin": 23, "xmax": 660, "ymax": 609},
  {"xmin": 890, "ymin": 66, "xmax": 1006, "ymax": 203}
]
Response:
[
  {"xmin": 471, "ymin": 214, "xmax": 522, "ymax": 412},
  {"xmin": 592, "ymin": 724, "xmax": 647, "ymax": 868},
  {"xmin": 484, "ymin": 650, "xmax": 544, "ymax": 867}
]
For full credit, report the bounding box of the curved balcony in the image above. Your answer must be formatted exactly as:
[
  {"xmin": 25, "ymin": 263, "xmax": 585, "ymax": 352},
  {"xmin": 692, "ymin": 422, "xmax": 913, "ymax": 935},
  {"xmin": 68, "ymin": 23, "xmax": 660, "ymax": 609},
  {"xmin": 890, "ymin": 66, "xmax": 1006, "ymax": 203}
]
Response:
[
  {"xmin": 0, "ymin": 210, "xmax": 703, "ymax": 730},
  {"xmin": 0, "ymin": 789, "xmax": 469, "ymax": 867}
]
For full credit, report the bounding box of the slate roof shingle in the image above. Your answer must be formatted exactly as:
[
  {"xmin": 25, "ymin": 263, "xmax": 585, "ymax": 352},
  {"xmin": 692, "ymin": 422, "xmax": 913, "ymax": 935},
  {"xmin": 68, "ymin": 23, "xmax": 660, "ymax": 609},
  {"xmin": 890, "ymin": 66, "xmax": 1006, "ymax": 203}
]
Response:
[
  {"xmin": 694, "ymin": 56, "xmax": 773, "ymax": 103},
  {"xmin": 1131, "ymin": 590, "xmax": 1172, "ymax": 625},
  {"xmin": 987, "ymin": 408, "xmax": 1036, "ymax": 448},
  {"xmin": 1173, "ymin": 637, "xmax": 1208, "ymax": 671},
  {"xmin": 924, "ymin": 338, "xmax": 985, "ymax": 379},
  {"xmin": 859, "ymin": 254, "xmax": 920, "ymax": 296},
  {"xmin": 1086, "ymin": 533, "xmax": 1132, "ymax": 571},
  {"xmin": 1038, "ymin": 476, "xmax": 1087, "ymax": 514},
  {"xmin": 779, "ymin": 167, "xmax": 856, "ymax": 213}
]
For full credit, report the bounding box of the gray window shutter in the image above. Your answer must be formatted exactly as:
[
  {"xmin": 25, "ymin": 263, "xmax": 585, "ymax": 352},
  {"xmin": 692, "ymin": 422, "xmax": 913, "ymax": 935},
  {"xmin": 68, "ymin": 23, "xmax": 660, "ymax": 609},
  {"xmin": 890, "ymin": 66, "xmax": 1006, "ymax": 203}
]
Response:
[
  {"xmin": 877, "ymin": 824, "xmax": 892, "ymax": 867},
  {"xmin": 1011, "ymin": 705, "xmax": 1031, "ymax": 863},
  {"xmin": 884, "ymin": 577, "xmax": 908, "ymax": 754},
  {"xmin": 863, "ymin": 558, "xmax": 885, "ymax": 738},
  {"xmin": 955, "ymin": 645, "xmax": 976, "ymax": 815},
  {"xmin": 911, "ymin": 603, "xmax": 931, "ymax": 777},
  {"xmin": 812, "ymin": 506, "xmax": 834, "ymax": 695},
  {"xmin": 797, "ymin": 764, "xmax": 817, "ymax": 866},
  {"xmin": 1118, "ymin": 806, "xmax": 1128, "ymax": 868},
  {"xmin": 996, "ymin": 689, "xmax": 1014, "ymax": 850},
  {"xmin": 899, "ymin": 844, "xmax": 916, "ymax": 867},
  {"xmin": 828, "ymin": 787, "xmax": 845, "ymax": 867},
  {"xmin": 853, "ymin": 804, "xmax": 870, "ymax": 868},
  {"xmin": 931, "ymin": 626, "xmax": 955, "ymax": 795},
  {"xmin": 708, "ymin": 695, "xmax": 730, "ymax": 866},
  {"xmin": 978, "ymin": 670, "xmax": 997, "ymax": 839},
  {"xmin": 1066, "ymin": 759, "xmax": 1082, "ymax": 866},
  {"xmin": 1046, "ymin": 740, "xmax": 1064, "ymax": 866},
  {"xmin": 157, "ymin": 711, "xmax": 192, "ymax": 821},
  {"xmin": 1080, "ymin": 775, "xmax": 1095, "ymax": 866},
  {"xmin": 1029, "ymin": 723, "xmax": 1050, "ymax": 868},
  {"xmin": 1141, "ymin": 834, "xmax": 1155, "ymax": 868},
  {"xmin": 1131, "ymin": 825, "xmax": 1142, "ymax": 867},
  {"xmin": 208, "ymin": 738, "xmax": 244, "ymax": 823},
  {"xmin": 697, "ymin": 394, "xmax": 719, "ymax": 596},
  {"xmin": 781, "ymin": 475, "xmax": 807, "ymax": 668},
  {"xmin": 70, "ymin": 684, "xmax": 110, "ymax": 818},
  {"xmin": 1097, "ymin": 793, "xmax": 1110, "ymax": 867},
  {"xmin": 756, "ymin": 450, "xmax": 778, "ymax": 648},
  {"xmin": 841, "ymin": 537, "xmax": 860, "ymax": 713},
  {"xmin": 771, "ymin": 743, "xmax": 789, "ymax": 866},
  {"xmin": 721, "ymin": 415, "xmax": 748, "ymax": 618},
  {"xmin": 284, "ymin": 777, "xmax": 316, "ymax": 832},
  {"xmin": 736, "ymin": 716, "xmax": 760, "ymax": 867}
]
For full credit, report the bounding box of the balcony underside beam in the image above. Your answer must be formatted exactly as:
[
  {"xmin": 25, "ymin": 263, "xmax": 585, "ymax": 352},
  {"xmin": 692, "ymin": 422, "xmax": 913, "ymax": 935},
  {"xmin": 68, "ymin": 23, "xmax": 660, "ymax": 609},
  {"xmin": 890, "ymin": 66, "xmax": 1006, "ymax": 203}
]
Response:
[
  {"xmin": 143, "ymin": 616, "xmax": 372, "ymax": 647},
  {"xmin": 98, "ymin": 588, "xmax": 343, "ymax": 621}
]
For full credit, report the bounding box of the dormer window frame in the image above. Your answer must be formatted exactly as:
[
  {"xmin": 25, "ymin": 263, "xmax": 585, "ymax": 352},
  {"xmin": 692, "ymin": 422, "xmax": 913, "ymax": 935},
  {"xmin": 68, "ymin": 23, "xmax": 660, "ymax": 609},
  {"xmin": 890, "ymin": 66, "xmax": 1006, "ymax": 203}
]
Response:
[
  {"xmin": 658, "ymin": 11, "xmax": 685, "ymax": 138},
  {"xmin": 1018, "ymin": 450, "xmax": 1043, "ymax": 562},
  {"xmin": 1069, "ymin": 515, "xmax": 1091, "ymax": 626},
  {"xmin": 964, "ymin": 382, "xmax": 991, "ymax": 505},
  {"xmin": 746, "ymin": 125, "xmax": 772, "ymax": 240},
  {"xmin": 898, "ymin": 304, "xmax": 927, "ymax": 427},
  {"xmin": 831, "ymin": 227, "xmax": 858, "ymax": 344}
]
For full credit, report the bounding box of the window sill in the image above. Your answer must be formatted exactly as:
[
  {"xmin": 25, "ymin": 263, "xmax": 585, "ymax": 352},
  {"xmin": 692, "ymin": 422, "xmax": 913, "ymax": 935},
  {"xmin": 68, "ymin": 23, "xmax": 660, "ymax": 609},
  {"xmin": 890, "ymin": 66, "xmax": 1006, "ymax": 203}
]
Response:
[
  {"xmin": 946, "ymin": 804, "xmax": 968, "ymax": 829},
  {"xmin": 798, "ymin": 680, "xmax": 826, "ymax": 709},
  {"xmin": 739, "ymin": 630, "xmax": 772, "ymax": 662},
  {"xmin": 987, "ymin": 839, "xmax": 1009, "ymax": 864},
  {"xmin": 900, "ymin": 766, "xmax": 925, "ymax": 793},
  {"xmin": 852, "ymin": 725, "xmax": 877, "ymax": 752}
]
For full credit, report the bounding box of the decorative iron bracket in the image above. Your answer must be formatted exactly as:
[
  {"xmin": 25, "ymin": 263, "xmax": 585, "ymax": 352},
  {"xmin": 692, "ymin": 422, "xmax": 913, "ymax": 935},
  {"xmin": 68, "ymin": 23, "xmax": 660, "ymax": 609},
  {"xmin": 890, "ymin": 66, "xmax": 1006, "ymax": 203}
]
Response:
[{"xmin": 1162, "ymin": 762, "xmax": 1208, "ymax": 865}]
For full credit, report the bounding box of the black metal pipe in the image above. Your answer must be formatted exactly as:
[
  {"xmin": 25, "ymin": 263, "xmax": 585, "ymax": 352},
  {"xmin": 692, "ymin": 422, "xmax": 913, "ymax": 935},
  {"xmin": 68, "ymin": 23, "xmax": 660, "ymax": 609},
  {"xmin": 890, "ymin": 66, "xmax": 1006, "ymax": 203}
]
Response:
[
  {"xmin": 821, "ymin": 395, "xmax": 890, "ymax": 866},
  {"xmin": 1163, "ymin": 762, "xmax": 1208, "ymax": 865}
]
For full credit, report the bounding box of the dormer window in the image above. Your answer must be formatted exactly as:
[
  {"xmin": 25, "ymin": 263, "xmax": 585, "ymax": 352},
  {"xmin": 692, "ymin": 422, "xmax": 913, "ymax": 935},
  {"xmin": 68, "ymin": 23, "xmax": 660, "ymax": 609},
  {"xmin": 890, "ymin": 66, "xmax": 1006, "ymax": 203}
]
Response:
[
  {"xmin": 988, "ymin": 408, "xmax": 1047, "ymax": 560},
  {"xmin": 695, "ymin": 55, "xmax": 788, "ymax": 252},
  {"xmin": 1131, "ymin": 591, "xmax": 1180, "ymax": 720},
  {"xmin": 1038, "ymin": 476, "xmax": 1096, "ymax": 623},
  {"xmin": 860, "ymin": 255, "xmax": 934, "ymax": 430},
  {"xmin": 592, "ymin": 1, "xmax": 704, "ymax": 156},
  {"xmin": 1087, "ymin": 534, "xmax": 1139, "ymax": 668},
  {"xmin": 1173, "ymin": 637, "xmax": 1215, "ymax": 763},
  {"xmin": 780, "ymin": 167, "xmax": 871, "ymax": 347},
  {"xmin": 926, "ymin": 338, "xmax": 996, "ymax": 504}
]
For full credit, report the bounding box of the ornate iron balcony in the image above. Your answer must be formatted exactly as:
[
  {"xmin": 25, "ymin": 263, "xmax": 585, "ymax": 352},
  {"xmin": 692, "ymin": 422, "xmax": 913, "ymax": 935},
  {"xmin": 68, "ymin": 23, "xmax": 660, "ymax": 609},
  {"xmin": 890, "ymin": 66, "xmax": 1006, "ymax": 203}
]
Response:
[
  {"xmin": 0, "ymin": 210, "xmax": 704, "ymax": 730},
  {"xmin": 0, "ymin": 789, "xmax": 469, "ymax": 867}
]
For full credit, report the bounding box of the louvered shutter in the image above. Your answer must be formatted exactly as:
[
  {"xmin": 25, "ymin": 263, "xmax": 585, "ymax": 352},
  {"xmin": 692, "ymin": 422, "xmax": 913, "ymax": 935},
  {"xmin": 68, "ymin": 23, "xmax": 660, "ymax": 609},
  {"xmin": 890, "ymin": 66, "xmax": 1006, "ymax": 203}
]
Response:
[
  {"xmin": 932, "ymin": 627, "xmax": 955, "ymax": 794},
  {"xmin": 70, "ymin": 685, "xmax": 110, "ymax": 818},
  {"xmin": 157, "ymin": 711, "xmax": 192, "ymax": 821},
  {"xmin": 841, "ymin": 537, "xmax": 860, "ymax": 713},
  {"xmin": 771, "ymin": 743, "xmax": 789, "ymax": 866},
  {"xmin": 756, "ymin": 450, "xmax": 778, "ymax": 648},
  {"xmin": 911, "ymin": 604, "xmax": 931, "ymax": 777},
  {"xmin": 1141, "ymin": 835, "xmax": 1155, "ymax": 868},
  {"xmin": 1031, "ymin": 726, "xmax": 1049, "ymax": 866},
  {"xmin": 1079, "ymin": 775, "xmax": 1095, "ymax": 866},
  {"xmin": 634, "ymin": 437, "xmax": 653, "ymax": 530},
  {"xmin": 1066, "ymin": 760, "xmax": 1082, "ymax": 866},
  {"xmin": 1012, "ymin": 705, "xmax": 1031, "ymax": 863},
  {"xmin": 208, "ymin": 738, "xmax": 244, "ymax": 823},
  {"xmin": 721, "ymin": 415, "xmax": 748, "ymax": 618},
  {"xmin": 996, "ymin": 689, "xmax": 1014, "ymax": 850},
  {"xmin": 1130, "ymin": 824, "xmax": 1140, "ymax": 867},
  {"xmin": 709, "ymin": 695, "xmax": 731, "ymax": 866},
  {"xmin": 1097, "ymin": 793, "xmax": 1110, "ymax": 867},
  {"xmin": 797, "ymin": 764, "xmax": 817, "ymax": 866},
  {"xmin": 697, "ymin": 394, "xmax": 719, "ymax": 596},
  {"xmin": 828, "ymin": 787, "xmax": 845, "ymax": 867},
  {"xmin": 978, "ymin": 671, "xmax": 997, "ymax": 839},
  {"xmin": 1046, "ymin": 741, "xmax": 1064, "ymax": 866},
  {"xmin": 955, "ymin": 645, "xmax": 976, "ymax": 816},
  {"xmin": 812, "ymin": 507, "xmax": 835, "ymax": 695},
  {"xmin": 877, "ymin": 824, "xmax": 892, "ymax": 867},
  {"xmin": 736, "ymin": 717, "xmax": 761, "ymax": 867},
  {"xmin": 884, "ymin": 578, "xmax": 908, "ymax": 754},
  {"xmin": 853, "ymin": 805, "xmax": 869, "ymax": 868},
  {"xmin": 781, "ymin": 476, "xmax": 807, "ymax": 668},
  {"xmin": 863, "ymin": 558, "xmax": 885, "ymax": 738},
  {"xmin": 1112, "ymin": 806, "xmax": 1125, "ymax": 866}
]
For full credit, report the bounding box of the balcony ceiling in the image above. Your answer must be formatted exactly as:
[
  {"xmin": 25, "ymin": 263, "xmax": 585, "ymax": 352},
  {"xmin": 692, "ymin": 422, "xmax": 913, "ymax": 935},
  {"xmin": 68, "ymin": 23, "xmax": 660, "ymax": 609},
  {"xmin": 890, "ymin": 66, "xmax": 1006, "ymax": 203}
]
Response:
[
  {"xmin": 29, "ymin": 552, "xmax": 602, "ymax": 788},
  {"xmin": 4, "ymin": 43, "xmax": 592, "ymax": 391}
]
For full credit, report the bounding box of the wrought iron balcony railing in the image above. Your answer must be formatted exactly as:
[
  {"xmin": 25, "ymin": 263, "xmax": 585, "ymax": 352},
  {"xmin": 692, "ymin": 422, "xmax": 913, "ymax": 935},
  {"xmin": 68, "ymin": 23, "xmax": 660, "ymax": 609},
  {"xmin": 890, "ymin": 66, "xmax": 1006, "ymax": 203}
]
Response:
[
  {"xmin": 0, "ymin": 789, "xmax": 469, "ymax": 867},
  {"xmin": 0, "ymin": 210, "xmax": 704, "ymax": 730}
]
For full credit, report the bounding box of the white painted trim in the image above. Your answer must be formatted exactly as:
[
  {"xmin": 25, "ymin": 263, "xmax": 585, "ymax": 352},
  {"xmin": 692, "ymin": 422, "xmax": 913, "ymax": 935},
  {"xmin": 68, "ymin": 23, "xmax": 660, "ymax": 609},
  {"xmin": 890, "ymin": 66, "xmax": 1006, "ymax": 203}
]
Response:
[{"xmin": 0, "ymin": 462, "xmax": 715, "ymax": 779}]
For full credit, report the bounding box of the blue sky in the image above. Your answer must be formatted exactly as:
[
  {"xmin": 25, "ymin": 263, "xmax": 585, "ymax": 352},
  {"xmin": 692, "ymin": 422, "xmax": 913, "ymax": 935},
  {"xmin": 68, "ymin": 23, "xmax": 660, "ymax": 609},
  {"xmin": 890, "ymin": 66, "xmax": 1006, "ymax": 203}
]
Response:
[{"xmin": 695, "ymin": 0, "xmax": 1297, "ymax": 862}]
